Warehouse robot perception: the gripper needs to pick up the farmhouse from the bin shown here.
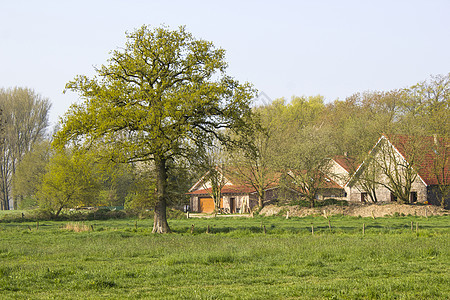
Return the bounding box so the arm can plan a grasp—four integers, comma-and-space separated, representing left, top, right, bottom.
188, 165, 349, 213
187, 174, 255, 213
188, 135, 449, 212
187, 169, 293, 213
327, 155, 359, 200
346, 134, 450, 208
285, 168, 347, 201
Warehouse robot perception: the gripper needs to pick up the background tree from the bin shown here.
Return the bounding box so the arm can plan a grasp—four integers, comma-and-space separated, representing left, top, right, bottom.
401, 73, 449, 137
373, 135, 425, 204
165, 159, 198, 208
0, 87, 51, 210
124, 162, 157, 210
322, 90, 404, 160
229, 105, 279, 208
196, 140, 230, 213
250, 95, 333, 207
280, 126, 336, 208
430, 136, 449, 208
95, 157, 135, 208
37, 149, 99, 217
55, 25, 255, 233
12, 141, 51, 209
354, 157, 380, 203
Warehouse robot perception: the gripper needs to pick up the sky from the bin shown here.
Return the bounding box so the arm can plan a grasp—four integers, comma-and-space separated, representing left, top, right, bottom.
1, 0, 449, 127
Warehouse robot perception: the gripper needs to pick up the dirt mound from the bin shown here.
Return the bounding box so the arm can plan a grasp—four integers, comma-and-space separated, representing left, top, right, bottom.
259, 203, 448, 218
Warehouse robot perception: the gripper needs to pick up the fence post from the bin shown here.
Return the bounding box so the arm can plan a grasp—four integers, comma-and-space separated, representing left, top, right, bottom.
363, 223, 365, 235
311, 224, 314, 236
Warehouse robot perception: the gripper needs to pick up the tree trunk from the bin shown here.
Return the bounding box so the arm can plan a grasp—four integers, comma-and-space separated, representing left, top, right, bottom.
369, 189, 378, 203
309, 194, 315, 208
55, 205, 63, 218
152, 157, 171, 233
0, 176, 9, 210
258, 191, 264, 208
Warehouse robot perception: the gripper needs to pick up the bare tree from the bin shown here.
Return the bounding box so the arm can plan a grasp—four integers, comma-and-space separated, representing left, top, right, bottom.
373, 135, 424, 204
230, 141, 277, 208
280, 126, 336, 208
430, 136, 450, 208
229, 112, 278, 208
354, 157, 380, 203
0, 87, 51, 210
199, 142, 230, 213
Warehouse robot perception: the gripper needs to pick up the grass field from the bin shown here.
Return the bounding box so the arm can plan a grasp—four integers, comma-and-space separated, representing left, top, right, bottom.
0, 214, 449, 299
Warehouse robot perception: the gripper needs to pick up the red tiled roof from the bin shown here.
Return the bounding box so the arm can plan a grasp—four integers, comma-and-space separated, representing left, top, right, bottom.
322, 178, 344, 189
187, 185, 256, 195
188, 167, 282, 195
288, 169, 345, 190
384, 134, 450, 186
333, 155, 359, 174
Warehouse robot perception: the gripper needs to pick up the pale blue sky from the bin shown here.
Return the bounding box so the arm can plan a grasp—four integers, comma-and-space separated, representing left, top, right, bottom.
1, 0, 449, 127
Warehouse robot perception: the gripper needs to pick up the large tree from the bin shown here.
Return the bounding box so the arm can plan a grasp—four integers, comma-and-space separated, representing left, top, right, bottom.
55, 25, 255, 233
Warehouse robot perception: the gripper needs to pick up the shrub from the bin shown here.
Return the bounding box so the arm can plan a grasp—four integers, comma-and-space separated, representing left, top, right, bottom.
321, 198, 349, 207
86, 208, 127, 220
29, 208, 58, 220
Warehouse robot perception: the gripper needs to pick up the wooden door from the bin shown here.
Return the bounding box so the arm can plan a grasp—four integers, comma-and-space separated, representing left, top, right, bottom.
199, 197, 214, 213
230, 197, 235, 213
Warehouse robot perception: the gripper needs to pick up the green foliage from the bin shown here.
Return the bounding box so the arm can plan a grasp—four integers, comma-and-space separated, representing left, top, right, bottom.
95, 159, 135, 207
124, 164, 157, 210
37, 149, 100, 216
12, 141, 51, 209
401, 73, 450, 137
55, 25, 257, 233
16, 196, 38, 210
0, 87, 51, 210
56, 25, 256, 159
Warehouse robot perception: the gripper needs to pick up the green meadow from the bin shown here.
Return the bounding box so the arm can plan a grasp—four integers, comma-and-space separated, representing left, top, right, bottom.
0, 214, 449, 299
